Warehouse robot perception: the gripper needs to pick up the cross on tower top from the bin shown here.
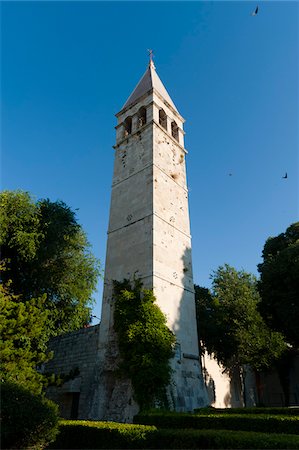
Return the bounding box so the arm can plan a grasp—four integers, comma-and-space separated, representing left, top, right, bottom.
147, 48, 154, 63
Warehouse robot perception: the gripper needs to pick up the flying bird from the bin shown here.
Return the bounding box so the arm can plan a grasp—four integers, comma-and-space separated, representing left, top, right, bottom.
251, 5, 259, 16
282, 172, 288, 179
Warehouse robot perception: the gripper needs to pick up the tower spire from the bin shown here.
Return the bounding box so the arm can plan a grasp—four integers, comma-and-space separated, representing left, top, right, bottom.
121, 52, 178, 112
147, 49, 155, 69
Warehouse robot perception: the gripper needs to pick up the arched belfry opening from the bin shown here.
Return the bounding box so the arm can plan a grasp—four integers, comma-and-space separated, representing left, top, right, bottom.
171, 120, 179, 142
159, 109, 167, 131
124, 116, 132, 137
137, 107, 147, 128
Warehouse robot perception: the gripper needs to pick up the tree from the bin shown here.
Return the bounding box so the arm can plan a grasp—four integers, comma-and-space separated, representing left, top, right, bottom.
0, 275, 52, 394
258, 222, 299, 348
195, 265, 286, 372
113, 279, 176, 410
0, 190, 101, 334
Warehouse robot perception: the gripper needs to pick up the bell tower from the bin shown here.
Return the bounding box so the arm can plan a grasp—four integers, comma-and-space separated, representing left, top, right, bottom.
91, 58, 208, 421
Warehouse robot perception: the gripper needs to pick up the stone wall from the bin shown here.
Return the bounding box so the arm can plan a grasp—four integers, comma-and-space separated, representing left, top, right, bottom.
202, 352, 299, 408
45, 325, 100, 419
201, 352, 245, 408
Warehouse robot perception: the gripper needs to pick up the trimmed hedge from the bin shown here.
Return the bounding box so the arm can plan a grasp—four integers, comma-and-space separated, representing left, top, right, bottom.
134, 412, 299, 434
194, 407, 299, 416
47, 420, 299, 449
48, 422, 157, 449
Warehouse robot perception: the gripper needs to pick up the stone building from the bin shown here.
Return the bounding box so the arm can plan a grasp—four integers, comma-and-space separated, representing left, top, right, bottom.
46, 59, 208, 421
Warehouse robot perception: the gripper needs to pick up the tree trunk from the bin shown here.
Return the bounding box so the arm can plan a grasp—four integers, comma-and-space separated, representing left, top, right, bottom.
254, 371, 263, 406
240, 366, 247, 407
277, 364, 290, 407
275, 350, 294, 407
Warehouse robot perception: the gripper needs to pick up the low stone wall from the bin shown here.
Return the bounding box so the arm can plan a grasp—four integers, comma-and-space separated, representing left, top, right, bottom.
45, 325, 100, 419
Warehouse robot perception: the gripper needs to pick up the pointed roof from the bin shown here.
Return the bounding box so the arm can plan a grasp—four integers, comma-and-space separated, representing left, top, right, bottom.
122, 60, 178, 112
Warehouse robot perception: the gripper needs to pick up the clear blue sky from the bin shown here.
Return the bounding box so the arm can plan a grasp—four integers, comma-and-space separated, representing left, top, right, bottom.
2, 1, 298, 321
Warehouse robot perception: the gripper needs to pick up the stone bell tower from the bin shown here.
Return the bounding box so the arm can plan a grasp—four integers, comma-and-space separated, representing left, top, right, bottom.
91, 58, 208, 421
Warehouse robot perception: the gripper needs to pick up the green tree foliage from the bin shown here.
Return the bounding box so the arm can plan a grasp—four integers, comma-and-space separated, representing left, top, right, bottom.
0, 190, 100, 334
195, 265, 286, 371
113, 279, 176, 410
258, 222, 299, 348
0, 276, 51, 394
1, 382, 59, 449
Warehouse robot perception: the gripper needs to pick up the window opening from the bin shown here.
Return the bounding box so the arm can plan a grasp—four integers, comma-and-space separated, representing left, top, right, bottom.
123, 117, 132, 137
159, 109, 167, 130
171, 121, 179, 142
137, 107, 147, 128
70, 392, 80, 419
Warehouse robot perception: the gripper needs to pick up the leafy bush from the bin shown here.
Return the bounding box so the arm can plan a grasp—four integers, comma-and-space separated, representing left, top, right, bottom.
1, 382, 59, 449
134, 411, 299, 434
48, 420, 299, 449
113, 279, 175, 410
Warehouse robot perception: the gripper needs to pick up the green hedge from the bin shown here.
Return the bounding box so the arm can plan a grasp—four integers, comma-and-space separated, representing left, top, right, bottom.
134, 412, 299, 434
48, 422, 157, 449
47, 420, 299, 449
194, 407, 299, 416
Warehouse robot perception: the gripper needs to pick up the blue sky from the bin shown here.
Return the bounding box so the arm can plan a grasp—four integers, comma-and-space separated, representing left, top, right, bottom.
2, 1, 298, 321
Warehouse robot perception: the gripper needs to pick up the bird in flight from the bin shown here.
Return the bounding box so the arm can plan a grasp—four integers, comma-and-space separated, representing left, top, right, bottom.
282, 172, 288, 179
251, 5, 259, 16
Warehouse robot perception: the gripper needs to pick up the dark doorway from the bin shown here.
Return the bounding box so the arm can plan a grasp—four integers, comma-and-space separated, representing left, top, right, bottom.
70, 392, 80, 419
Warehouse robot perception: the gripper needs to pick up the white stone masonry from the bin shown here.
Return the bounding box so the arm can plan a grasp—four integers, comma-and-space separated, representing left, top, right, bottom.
91, 62, 208, 421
